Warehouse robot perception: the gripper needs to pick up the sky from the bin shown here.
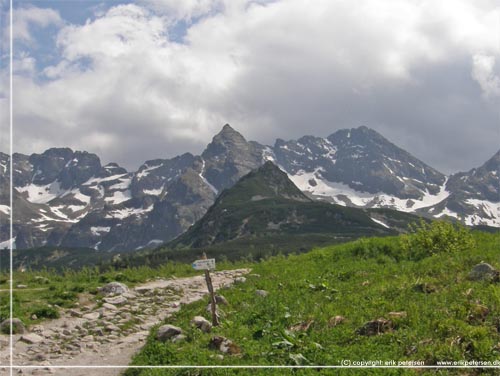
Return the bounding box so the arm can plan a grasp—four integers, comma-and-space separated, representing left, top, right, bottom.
0, 0, 499, 174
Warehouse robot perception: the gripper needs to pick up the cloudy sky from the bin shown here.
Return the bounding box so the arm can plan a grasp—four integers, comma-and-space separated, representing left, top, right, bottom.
1, 0, 499, 173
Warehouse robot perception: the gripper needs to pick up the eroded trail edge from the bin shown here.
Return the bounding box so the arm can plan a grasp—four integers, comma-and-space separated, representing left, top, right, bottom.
0, 268, 250, 376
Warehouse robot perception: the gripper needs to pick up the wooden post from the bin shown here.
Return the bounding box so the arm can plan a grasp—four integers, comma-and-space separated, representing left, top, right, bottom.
202, 253, 219, 326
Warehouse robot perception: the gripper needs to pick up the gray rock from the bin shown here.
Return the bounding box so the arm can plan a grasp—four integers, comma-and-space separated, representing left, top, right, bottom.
356, 318, 393, 336
234, 277, 247, 284
256, 289, 268, 297
469, 263, 499, 282
103, 296, 127, 306
68, 309, 82, 318
102, 303, 118, 310
156, 325, 183, 341
215, 295, 229, 305
20, 333, 43, 344
99, 282, 129, 296
191, 316, 212, 333
209, 336, 240, 354
82, 312, 100, 320
16, 284, 27, 289
0, 318, 25, 334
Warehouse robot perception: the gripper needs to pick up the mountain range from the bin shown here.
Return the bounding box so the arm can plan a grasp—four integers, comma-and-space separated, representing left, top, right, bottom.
0, 124, 498, 252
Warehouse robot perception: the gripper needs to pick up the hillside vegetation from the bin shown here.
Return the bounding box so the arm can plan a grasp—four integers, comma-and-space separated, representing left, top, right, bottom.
125, 223, 499, 375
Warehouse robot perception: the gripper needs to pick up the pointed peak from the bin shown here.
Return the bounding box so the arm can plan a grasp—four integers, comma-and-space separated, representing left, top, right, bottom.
215, 123, 244, 139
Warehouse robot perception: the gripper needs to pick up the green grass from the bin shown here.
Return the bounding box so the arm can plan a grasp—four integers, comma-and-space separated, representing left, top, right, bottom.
125, 229, 500, 375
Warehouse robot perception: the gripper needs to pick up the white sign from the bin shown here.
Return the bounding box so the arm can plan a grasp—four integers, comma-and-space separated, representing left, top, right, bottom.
192, 258, 216, 270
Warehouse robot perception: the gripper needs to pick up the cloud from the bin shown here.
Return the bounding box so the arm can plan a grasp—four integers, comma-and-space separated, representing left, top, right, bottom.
472, 54, 500, 99
12, 5, 62, 42
6, 0, 500, 173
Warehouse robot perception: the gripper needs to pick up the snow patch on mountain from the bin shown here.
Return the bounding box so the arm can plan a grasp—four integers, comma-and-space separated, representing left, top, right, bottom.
17, 181, 65, 204
91, 226, 111, 236
0, 237, 15, 250
434, 207, 459, 219
143, 187, 163, 196
290, 169, 450, 212
199, 159, 218, 194
136, 163, 163, 179
0, 205, 10, 215
105, 190, 132, 205
84, 173, 127, 185
371, 217, 390, 228
108, 177, 132, 191
105, 204, 153, 219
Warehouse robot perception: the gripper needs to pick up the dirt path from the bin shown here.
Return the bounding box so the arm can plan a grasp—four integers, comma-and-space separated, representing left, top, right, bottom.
0, 268, 250, 375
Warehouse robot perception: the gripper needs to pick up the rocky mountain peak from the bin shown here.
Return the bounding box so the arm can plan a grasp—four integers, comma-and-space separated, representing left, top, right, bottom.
201, 125, 263, 191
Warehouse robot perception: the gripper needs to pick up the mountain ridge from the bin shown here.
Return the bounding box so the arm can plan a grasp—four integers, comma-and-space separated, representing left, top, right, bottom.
1, 124, 498, 252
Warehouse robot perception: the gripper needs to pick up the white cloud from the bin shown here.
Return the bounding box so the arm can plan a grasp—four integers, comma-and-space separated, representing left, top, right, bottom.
13, 5, 62, 42
6, 0, 500, 172
472, 54, 500, 99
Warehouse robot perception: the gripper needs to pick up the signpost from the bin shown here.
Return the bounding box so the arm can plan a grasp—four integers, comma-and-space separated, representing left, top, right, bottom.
193, 253, 219, 326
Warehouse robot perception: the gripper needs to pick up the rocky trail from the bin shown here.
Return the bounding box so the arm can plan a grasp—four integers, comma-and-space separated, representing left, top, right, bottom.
0, 269, 250, 375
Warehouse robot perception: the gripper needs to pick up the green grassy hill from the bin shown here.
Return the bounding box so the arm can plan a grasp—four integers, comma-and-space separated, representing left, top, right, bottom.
126, 225, 500, 375
169, 162, 414, 249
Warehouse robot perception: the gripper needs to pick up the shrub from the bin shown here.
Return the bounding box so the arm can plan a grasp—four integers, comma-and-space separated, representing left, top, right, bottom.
400, 220, 475, 260
32, 306, 60, 319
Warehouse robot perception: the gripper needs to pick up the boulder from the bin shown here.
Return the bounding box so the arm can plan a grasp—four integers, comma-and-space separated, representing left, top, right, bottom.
469, 263, 499, 282
191, 316, 212, 333
156, 325, 183, 342
256, 290, 268, 297
209, 336, 240, 355
356, 318, 393, 336
99, 282, 129, 296
0, 318, 25, 334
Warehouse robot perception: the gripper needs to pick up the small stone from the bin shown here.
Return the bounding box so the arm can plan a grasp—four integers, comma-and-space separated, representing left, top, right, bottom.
103, 296, 127, 306
256, 290, 268, 297
16, 284, 27, 289
68, 309, 82, 318
83, 312, 101, 320
156, 325, 182, 341
234, 277, 246, 284
105, 324, 120, 332
328, 315, 346, 327
99, 282, 129, 296
102, 303, 118, 310
388, 311, 407, 318
20, 333, 44, 344
469, 263, 499, 282
209, 336, 240, 355
190, 316, 212, 333
31, 314, 38, 320
356, 318, 393, 336
215, 295, 229, 305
